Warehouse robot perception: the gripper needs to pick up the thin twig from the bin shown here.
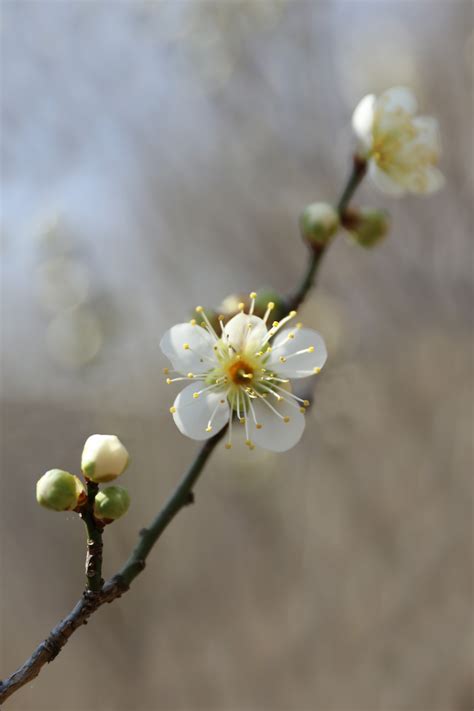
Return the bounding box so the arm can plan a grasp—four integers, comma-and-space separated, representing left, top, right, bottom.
286, 154, 367, 313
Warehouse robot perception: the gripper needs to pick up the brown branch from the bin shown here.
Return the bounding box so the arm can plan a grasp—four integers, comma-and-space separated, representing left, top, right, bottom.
0, 155, 369, 705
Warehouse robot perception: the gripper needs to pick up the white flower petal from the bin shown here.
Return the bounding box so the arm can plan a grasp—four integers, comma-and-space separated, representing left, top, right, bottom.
352, 94, 376, 147
172, 382, 229, 440
420, 167, 445, 194
266, 327, 327, 378
378, 86, 418, 115
404, 166, 445, 195
160, 323, 216, 374
224, 312, 268, 353
368, 161, 406, 196
412, 116, 441, 155
248, 396, 306, 452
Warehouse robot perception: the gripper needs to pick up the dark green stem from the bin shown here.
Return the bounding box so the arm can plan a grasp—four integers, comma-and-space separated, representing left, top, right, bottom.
117, 426, 227, 587
287, 154, 367, 312
81, 481, 104, 592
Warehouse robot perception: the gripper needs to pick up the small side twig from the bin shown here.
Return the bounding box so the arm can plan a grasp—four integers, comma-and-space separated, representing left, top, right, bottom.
79, 481, 104, 592
0, 427, 227, 704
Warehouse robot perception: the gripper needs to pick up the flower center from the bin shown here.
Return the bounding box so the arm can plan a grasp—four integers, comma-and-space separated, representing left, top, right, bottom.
226, 356, 255, 385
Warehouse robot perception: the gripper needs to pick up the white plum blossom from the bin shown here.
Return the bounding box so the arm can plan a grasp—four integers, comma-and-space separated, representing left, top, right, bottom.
160, 294, 327, 452
352, 86, 444, 196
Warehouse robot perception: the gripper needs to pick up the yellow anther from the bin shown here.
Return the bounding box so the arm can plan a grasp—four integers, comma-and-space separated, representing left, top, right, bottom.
166, 378, 172, 385
239, 417, 246, 424
267, 301, 275, 310
201, 321, 206, 328
190, 319, 197, 326
279, 356, 287, 363
195, 306, 204, 313
187, 373, 194, 378
163, 367, 169, 374
218, 314, 224, 321
308, 346, 315, 353
256, 423, 263, 429
205, 426, 212, 432
192, 392, 200, 399
183, 343, 190, 350
272, 321, 279, 328
303, 400, 310, 407
283, 416, 290, 423
249, 291, 257, 299
225, 443, 232, 450
288, 333, 295, 339
296, 322, 303, 329
289, 311, 297, 317
314, 367, 321, 374
299, 407, 306, 414
276, 395, 282, 401
245, 439, 252, 446
169, 406, 177, 414
238, 302, 245, 311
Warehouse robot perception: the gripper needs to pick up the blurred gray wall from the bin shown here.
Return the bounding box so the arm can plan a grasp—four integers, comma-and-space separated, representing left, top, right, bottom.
1, 1, 472, 710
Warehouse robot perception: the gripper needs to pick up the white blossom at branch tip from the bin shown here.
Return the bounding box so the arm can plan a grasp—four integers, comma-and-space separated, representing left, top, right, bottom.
160, 295, 327, 452
81, 434, 130, 483
352, 87, 444, 196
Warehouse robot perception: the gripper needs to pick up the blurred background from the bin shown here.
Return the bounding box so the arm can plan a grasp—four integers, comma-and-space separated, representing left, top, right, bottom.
1, 1, 472, 710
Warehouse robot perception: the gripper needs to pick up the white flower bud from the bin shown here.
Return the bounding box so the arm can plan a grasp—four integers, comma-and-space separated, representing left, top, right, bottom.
94, 486, 130, 522
299, 202, 340, 246
81, 434, 129, 483
36, 469, 86, 512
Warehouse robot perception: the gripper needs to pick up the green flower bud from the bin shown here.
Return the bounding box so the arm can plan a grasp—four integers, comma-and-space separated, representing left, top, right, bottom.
345, 207, 390, 248
94, 486, 130, 522
217, 290, 286, 322
253, 289, 286, 319
81, 434, 129, 483
36, 469, 86, 512
299, 202, 340, 246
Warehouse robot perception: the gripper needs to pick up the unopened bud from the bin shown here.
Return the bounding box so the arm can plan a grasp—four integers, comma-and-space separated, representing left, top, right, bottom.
345, 207, 390, 248
94, 486, 130, 522
36, 469, 85, 512
253, 289, 285, 319
81, 434, 129, 483
299, 202, 340, 246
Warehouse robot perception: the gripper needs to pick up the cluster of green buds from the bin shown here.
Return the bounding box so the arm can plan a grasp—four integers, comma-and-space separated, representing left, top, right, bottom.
36, 434, 131, 523
299, 201, 390, 250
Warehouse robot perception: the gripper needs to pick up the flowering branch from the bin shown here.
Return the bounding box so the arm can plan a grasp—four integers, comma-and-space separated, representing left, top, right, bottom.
0, 159, 366, 705
1, 85, 444, 704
